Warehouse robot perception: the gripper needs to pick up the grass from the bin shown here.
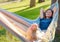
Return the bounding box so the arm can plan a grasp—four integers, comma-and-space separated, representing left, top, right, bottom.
0, 0, 51, 19
0, 0, 51, 12
0, 35, 21, 42
0, 0, 60, 42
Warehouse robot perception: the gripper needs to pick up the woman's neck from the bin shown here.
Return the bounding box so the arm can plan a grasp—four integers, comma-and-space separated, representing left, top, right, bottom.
46, 17, 50, 19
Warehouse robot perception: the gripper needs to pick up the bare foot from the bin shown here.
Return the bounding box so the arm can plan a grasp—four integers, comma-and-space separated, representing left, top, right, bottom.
26, 24, 38, 42
30, 24, 38, 31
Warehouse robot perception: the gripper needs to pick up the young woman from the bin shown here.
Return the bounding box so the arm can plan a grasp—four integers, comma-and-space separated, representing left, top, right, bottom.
26, 9, 54, 42
39, 9, 53, 30
36, 9, 54, 42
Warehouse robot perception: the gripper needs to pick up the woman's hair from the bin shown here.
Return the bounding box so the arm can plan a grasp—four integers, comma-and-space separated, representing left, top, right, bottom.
44, 9, 54, 18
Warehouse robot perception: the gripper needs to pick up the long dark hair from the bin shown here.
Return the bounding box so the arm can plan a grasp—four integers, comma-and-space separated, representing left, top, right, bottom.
44, 9, 54, 18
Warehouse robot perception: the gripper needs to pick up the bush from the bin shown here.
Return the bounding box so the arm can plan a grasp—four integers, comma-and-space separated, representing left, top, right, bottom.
0, 29, 6, 36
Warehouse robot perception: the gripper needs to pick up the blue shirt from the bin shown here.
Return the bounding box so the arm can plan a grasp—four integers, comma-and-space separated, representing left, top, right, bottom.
39, 18, 52, 30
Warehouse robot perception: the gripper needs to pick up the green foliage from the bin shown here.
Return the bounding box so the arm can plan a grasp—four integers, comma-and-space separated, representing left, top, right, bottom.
0, 29, 6, 36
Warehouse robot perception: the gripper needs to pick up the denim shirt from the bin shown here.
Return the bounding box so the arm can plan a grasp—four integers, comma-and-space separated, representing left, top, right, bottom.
39, 18, 52, 30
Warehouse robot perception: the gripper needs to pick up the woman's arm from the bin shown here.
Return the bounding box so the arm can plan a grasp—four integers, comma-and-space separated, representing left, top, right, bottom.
40, 8, 44, 18
52, 6, 57, 14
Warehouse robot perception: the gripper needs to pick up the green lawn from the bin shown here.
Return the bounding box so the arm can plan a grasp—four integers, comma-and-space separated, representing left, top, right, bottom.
0, 0, 51, 19
0, 0, 60, 42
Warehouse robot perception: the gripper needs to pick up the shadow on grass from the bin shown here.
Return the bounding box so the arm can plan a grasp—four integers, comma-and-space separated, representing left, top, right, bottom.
5, 5, 29, 10
3, 2, 40, 10
15, 4, 50, 20
19, 7, 30, 12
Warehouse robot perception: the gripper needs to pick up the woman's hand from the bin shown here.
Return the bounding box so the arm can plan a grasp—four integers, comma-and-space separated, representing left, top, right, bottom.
40, 8, 45, 18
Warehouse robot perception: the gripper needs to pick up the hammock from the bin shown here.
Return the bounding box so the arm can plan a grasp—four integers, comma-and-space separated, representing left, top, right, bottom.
0, 0, 59, 42
39, 1, 59, 41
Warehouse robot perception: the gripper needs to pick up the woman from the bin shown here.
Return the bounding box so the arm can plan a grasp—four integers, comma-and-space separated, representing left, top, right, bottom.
39, 9, 53, 30
36, 9, 54, 42
26, 9, 54, 42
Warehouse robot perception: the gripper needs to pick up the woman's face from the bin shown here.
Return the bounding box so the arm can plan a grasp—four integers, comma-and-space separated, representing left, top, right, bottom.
45, 10, 53, 18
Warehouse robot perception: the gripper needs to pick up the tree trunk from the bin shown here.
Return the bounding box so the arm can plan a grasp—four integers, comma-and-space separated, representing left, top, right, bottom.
51, 0, 60, 42
38, 0, 45, 3
51, 0, 60, 34
30, 0, 36, 8
56, 0, 60, 34
51, 0, 56, 4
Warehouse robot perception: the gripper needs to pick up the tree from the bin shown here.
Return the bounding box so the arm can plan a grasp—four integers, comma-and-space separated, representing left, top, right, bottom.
51, 0, 60, 34
51, 0, 56, 4
38, 0, 45, 3
57, 0, 60, 34
30, 0, 36, 8
51, 0, 60, 42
